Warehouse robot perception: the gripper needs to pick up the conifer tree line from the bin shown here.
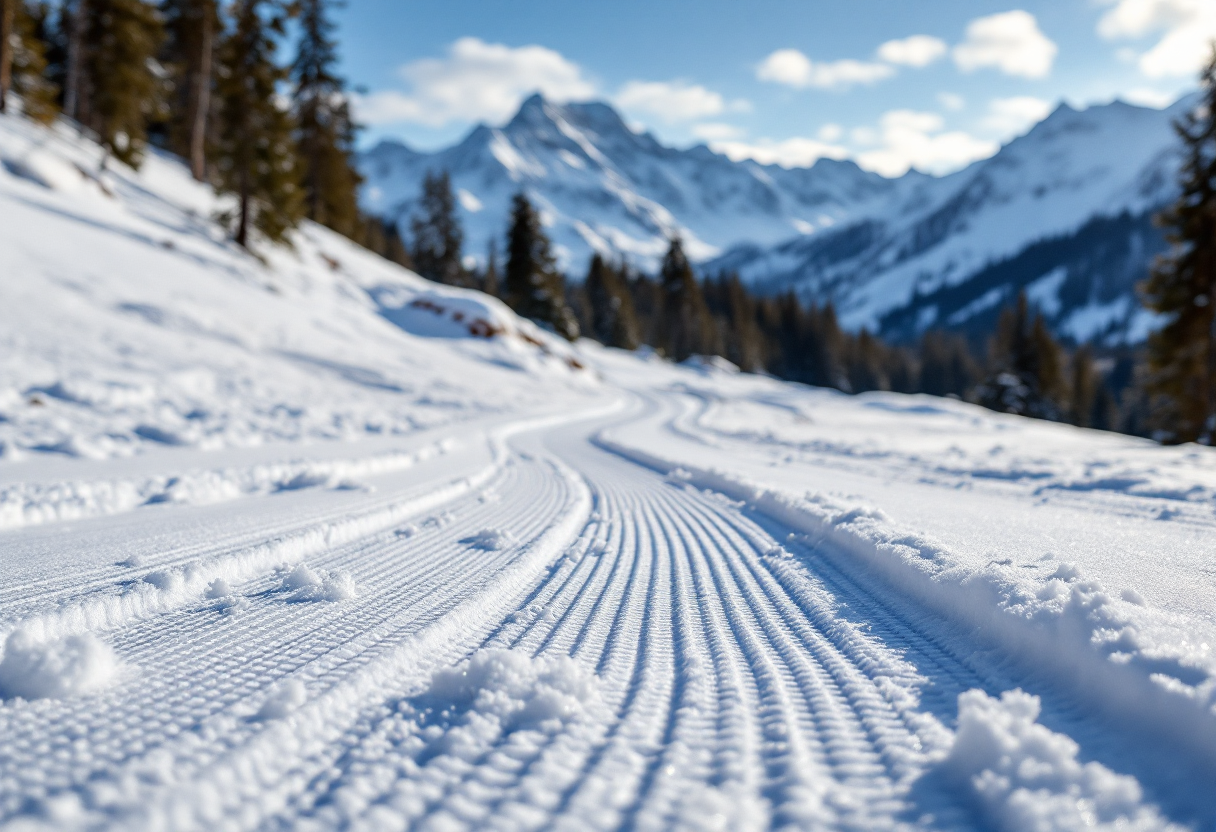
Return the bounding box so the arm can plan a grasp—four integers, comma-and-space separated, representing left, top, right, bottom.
0, 0, 396, 254
404, 175, 1133, 432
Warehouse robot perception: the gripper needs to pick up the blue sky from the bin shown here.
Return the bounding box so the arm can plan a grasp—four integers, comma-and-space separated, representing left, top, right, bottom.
334, 0, 1215, 176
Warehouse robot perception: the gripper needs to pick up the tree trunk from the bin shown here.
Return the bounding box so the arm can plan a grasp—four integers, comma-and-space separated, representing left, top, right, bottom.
0, 0, 14, 115
237, 163, 250, 248
188, 5, 212, 181
63, 0, 86, 121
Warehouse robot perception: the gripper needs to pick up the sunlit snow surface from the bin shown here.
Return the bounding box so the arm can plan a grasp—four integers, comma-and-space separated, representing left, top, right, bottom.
2, 110, 1215, 831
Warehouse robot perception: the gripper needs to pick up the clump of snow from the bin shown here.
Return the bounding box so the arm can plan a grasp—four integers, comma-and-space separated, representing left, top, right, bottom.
681, 354, 741, 375
255, 678, 307, 720
278, 563, 356, 602
0, 631, 119, 699
205, 578, 233, 599
421, 649, 601, 734
947, 689, 1180, 831
460, 528, 514, 551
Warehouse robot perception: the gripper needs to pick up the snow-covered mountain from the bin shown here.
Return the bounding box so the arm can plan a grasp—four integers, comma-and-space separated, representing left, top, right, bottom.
358, 93, 909, 269
360, 93, 1192, 345
711, 96, 1190, 344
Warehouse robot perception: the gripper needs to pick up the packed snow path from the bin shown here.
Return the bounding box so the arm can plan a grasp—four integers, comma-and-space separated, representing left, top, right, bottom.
1, 391, 1206, 831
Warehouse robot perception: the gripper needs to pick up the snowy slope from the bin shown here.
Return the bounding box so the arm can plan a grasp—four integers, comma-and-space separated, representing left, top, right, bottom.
3, 109, 1216, 831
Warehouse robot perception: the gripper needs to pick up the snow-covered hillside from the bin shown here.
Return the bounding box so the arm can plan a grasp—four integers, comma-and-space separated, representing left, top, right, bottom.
360, 94, 1189, 345
4, 110, 1216, 831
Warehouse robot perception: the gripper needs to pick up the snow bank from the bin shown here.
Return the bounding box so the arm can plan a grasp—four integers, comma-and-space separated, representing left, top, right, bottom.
0, 438, 457, 532
947, 689, 1179, 831
0, 631, 119, 699
595, 430, 1216, 786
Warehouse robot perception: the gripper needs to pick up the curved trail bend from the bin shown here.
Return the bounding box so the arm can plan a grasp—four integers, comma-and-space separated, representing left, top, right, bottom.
0, 392, 1196, 831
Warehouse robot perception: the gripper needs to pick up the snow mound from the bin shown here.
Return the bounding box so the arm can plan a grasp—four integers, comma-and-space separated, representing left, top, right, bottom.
681, 354, 741, 375
948, 689, 1180, 831
255, 678, 307, 720
1, 148, 93, 194
278, 563, 357, 602
460, 528, 514, 551
422, 648, 601, 733
0, 631, 119, 699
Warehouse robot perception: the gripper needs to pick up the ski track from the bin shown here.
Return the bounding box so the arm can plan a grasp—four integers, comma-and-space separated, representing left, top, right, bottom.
0, 395, 1193, 830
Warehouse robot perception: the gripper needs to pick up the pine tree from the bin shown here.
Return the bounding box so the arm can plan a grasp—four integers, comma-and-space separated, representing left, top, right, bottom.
79, 0, 164, 167
804, 302, 846, 389
918, 330, 979, 398
0, 1, 57, 121
977, 293, 1066, 419
212, 0, 302, 248
658, 236, 713, 361
585, 253, 640, 349
291, 0, 361, 236
1141, 51, 1216, 443
161, 0, 217, 180
504, 191, 579, 340
847, 329, 889, 393
411, 171, 470, 286
482, 238, 499, 297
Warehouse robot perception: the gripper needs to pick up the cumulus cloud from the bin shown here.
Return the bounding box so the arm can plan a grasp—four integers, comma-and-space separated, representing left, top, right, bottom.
756, 49, 895, 89
615, 81, 741, 123
1122, 87, 1183, 107
711, 136, 849, 169
857, 110, 998, 176
691, 122, 746, 141
981, 96, 1053, 136
938, 92, 967, 111
1097, 0, 1216, 78
953, 11, 1058, 78
353, 37, 595, 127
877, 35, 949, 67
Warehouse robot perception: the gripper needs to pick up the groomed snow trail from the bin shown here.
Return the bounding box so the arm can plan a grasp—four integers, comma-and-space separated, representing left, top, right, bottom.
1, 393, 1192, 831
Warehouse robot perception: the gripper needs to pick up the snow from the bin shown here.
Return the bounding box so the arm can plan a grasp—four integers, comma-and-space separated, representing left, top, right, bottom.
0, 631, 119, 700
1, 108, 1215, 830
947, 689, 1180, 831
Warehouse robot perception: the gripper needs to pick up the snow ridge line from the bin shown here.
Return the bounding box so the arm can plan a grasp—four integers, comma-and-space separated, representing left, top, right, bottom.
0, 437, 460, 532
593, 430, 1216, 783
2, 405, 612, 650
127, 452, 595, 830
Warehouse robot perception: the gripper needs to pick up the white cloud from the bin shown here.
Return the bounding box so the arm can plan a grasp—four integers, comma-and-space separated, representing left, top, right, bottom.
938, 92, 966, 110
691, 122, 746, 141
756, 48, 895, 89
1097, 0, 1216, 78
1122, 86, 1183, 107
981, 95, 1053, 136
711, 136, 849, 168
857, 109, 998, 176
352, 37, 595, 127
817, 123, 844, 142
877, 35, 949, 67
953, 11, 1058, 78
614, 80, 738, 123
